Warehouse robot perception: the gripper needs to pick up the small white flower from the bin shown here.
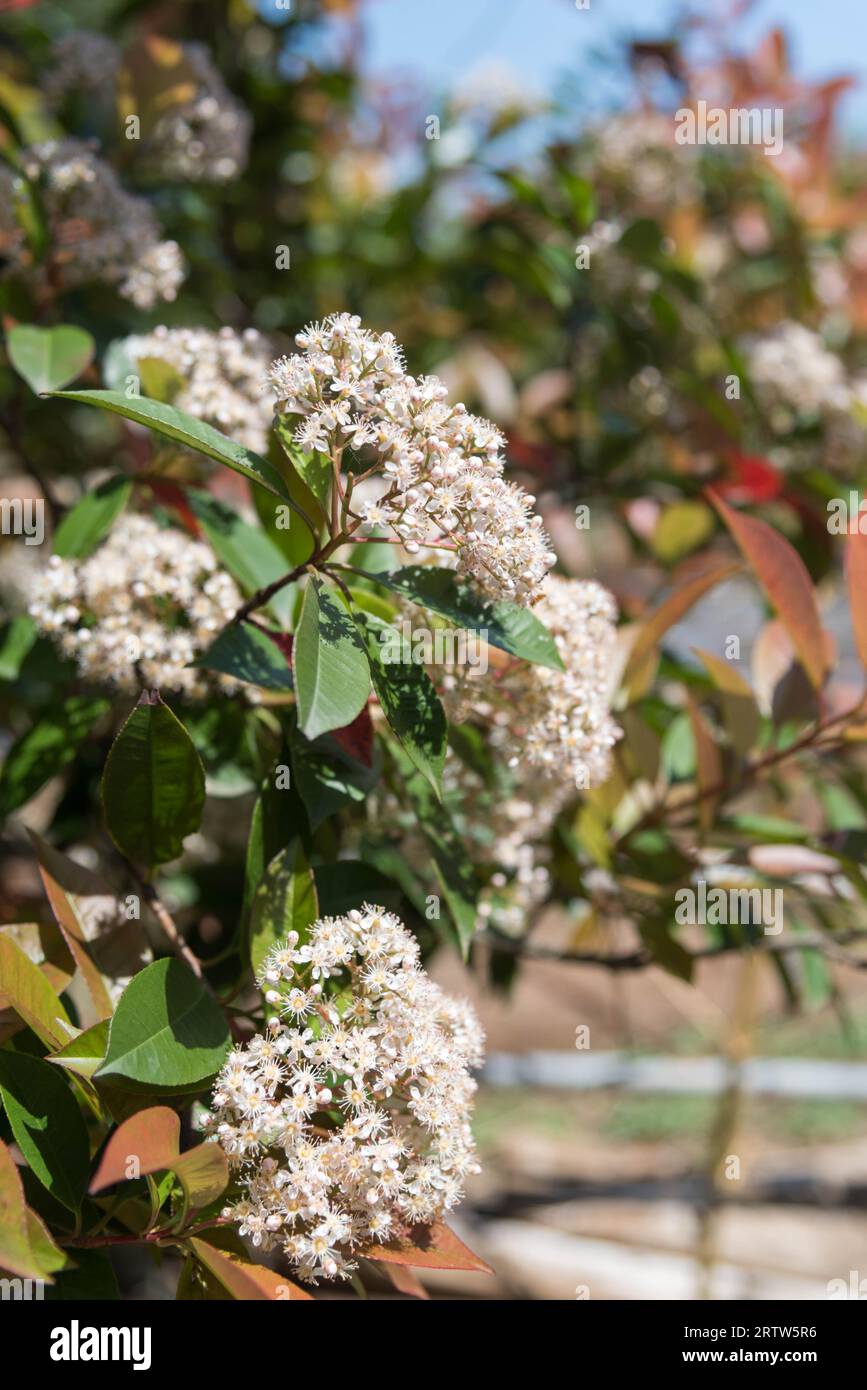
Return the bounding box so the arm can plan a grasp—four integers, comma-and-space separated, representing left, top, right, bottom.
211, 904, 484, 1283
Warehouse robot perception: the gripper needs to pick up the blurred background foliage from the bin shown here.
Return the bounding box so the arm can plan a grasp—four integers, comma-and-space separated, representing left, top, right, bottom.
2, 0, 867, 1012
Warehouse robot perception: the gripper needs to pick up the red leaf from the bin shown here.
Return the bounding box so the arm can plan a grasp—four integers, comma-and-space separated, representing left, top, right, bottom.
90, 1106, 180, 1192
145, 479, 201, 538
331, 703, 374, 766
709, 490, 827, 689
719, 451, 783, 504
360, 1221, 493, 1274
262, 629, 294, 664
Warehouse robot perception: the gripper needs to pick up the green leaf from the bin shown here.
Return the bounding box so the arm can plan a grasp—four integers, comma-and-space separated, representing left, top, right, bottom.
274, 415, 332, 509
173, 1143, 229, 1212
7, 324, 94, 395
652, 501, 714, 565
725, 813, 810, 843
258, 437, 321, 566
46, 1249, 119, 1300
243, 764, 307, 923
356, 612, 446, 795
248, 840, 318, 977
393, 747, 479, 957
315, 860, 404, 918
0, 1052, 90, 1212
373, 566, 564, 670
0, 615, 37, 681
52, 475, 133, 559
0, 695, 108, 816
188, 490, 294, 625
640, 919, 694, 983
48, 390, 291, 502
101, 692, 205, 867
294, 578, 371, 740
22, 1206, 68, 1277
95, 958, 230, 1090
136, 355, 185, 403
0, 934, 74, 1051
290, 727, 379, 831
196, 622, 294, 692
48, 1021, 110, 1082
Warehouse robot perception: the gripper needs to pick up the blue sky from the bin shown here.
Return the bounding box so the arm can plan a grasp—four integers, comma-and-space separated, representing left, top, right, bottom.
356, 0, 867, 135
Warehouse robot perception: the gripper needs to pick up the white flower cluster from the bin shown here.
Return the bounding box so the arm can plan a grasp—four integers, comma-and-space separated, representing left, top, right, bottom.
27, 514, 242, 698
0, 140, 184, 308
122, 326, 274, 453
589, 112, 698, 211
443, 574, 622, 790
45, 32, 120, 103
141, 42, 252, 183
463, 767, 568, 936
743, 321, 852, 431
206, 904, 484, 1284
267, 313, 556, 604
45, 35, 250, 183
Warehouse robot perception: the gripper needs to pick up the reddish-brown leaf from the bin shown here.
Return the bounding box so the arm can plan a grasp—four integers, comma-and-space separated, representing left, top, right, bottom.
262, 629, 294, 665
331, 703, 374, 767
189, 1236, 313, 1300
360, 1221, 493, 1274
29, 832, 152, 1026
0, 1138, 47, 1280
847, 528, 867, 675
383, 1264, 430, 1298
685, 693, 723, 834
89, 1106, 180, 1192
624, 560, 741, 685
710, 491, 827, 689
145, 479, 201, 538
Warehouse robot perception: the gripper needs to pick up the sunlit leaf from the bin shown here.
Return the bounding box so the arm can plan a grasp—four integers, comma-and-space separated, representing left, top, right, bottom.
6, 323, 94, 395
95, 958, 230, 1090
360, 1221, 492, 1274
189, 1233, 312, 1300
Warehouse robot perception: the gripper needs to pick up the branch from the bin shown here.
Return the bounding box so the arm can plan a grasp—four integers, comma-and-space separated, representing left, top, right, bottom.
125, 862, 204, 979
622, 697, 867, 842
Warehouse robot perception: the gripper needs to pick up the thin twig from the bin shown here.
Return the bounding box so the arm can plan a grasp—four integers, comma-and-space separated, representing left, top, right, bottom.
127, 865, 203, 979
